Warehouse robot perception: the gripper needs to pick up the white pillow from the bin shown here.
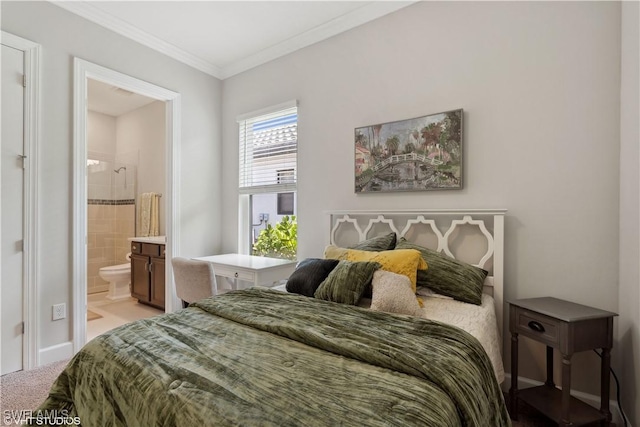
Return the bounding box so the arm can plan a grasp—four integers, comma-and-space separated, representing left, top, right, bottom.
416, 286, 454, 300
370, 270, 421, 316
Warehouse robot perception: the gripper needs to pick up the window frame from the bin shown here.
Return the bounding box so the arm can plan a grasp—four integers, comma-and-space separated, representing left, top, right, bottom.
236, 101, 298, 256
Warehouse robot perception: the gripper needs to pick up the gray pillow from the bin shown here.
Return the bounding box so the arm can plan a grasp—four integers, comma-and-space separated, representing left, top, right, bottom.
349, 232, 396, 252
285, 258, 339, 297
370, 270, 421, 316
314, 260, 381, 305
395, 238, 487, 305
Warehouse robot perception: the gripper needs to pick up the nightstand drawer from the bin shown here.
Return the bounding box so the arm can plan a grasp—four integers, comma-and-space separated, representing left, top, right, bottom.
513, 308, 560, 347
215, 266, 255, 282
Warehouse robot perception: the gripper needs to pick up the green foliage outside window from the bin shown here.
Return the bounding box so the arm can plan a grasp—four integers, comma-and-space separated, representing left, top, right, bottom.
252, 215, 297, 260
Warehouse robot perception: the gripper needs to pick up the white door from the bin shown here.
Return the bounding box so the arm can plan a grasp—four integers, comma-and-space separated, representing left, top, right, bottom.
1, 44, 25, 375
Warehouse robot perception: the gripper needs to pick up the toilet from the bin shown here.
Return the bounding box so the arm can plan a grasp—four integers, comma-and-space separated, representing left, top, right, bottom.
99, 254, 132, 301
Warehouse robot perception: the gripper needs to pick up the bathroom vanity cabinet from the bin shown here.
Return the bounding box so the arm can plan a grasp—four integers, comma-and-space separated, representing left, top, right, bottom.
130, 241, 165, 310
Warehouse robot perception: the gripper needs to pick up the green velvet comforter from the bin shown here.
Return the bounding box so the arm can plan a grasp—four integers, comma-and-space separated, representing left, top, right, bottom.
37, 288, 510, 426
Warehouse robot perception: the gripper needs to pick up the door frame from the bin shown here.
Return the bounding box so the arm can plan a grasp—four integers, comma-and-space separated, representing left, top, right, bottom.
1, 31, 40, 370
72, 58, 181, 353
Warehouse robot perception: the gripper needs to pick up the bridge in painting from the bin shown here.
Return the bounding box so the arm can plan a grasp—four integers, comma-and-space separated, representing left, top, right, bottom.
370, 153, 443, 173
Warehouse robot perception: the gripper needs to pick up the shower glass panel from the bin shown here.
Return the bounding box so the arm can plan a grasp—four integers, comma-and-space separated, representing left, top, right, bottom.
86, 160, 137, 202
86, 159, 138, 294
112, 162, 136, 201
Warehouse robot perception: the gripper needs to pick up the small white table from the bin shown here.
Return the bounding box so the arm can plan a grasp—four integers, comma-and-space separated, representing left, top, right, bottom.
193, 254, 296, 290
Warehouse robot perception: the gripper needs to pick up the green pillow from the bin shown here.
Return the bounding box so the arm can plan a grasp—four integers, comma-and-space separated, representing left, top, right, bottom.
285, 258, 339, 297
395, 238, 487, 305
349, 232, 396, 252
314, 260, 381, 305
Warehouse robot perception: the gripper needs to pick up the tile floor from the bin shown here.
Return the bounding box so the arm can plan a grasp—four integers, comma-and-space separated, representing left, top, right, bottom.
86, 292, 164, 342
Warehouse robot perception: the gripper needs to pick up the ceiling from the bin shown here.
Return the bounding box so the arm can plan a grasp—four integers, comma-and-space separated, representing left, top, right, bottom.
54, 1, 416, 80
88, 79, 157, 117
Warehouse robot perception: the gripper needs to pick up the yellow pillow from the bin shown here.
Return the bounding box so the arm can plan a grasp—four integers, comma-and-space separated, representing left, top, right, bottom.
324, 245, 427, 292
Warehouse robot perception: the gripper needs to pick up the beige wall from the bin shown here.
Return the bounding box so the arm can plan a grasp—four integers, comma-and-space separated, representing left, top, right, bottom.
222, 1, 622, 398
618, 1, 640, 422
87, 111, 116, 157
117, 101, 167, 235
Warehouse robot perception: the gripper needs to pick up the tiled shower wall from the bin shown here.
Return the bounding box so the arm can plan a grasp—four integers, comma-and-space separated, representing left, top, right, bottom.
87, 202, 135, 294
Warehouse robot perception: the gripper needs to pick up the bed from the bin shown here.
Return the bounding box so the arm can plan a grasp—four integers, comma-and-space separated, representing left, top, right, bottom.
35, 210, 510, 427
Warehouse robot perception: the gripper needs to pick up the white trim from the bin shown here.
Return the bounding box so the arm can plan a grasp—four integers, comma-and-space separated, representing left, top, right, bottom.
52, 1, 416, 79
236, 100, 298, 123
1, 31, 40, 371
54, 1, 221, 78
38, 342, 74, 367
73, 58, 181, 354
219, 2, 417, 79
325, 209, 507, 353
503, 374, 628, 426
326, 209, 508, 216
238, 194, 251, 255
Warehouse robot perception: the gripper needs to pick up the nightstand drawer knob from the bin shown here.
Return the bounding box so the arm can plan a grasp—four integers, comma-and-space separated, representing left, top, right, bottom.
528, 320, 546, 333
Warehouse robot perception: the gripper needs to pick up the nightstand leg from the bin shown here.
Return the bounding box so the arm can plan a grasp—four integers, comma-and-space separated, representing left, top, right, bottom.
600, 347, 612, 424
509, 332, 519, 420
545, 346, 555, 387
561, 354, 572, 427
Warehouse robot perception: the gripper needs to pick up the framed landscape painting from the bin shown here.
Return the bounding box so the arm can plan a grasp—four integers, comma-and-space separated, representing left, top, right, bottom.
355, 109, 463, 193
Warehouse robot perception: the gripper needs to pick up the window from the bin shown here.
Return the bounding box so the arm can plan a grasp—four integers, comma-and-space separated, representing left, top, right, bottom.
239, 102, 297, 193
277, 193, 294, 215
238, 101, 297, 259
277, 169, 295, 185
276, 169, 295, 215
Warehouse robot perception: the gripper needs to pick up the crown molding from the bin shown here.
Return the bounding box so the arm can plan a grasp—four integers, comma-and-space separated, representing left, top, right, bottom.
52, 1, 417, 80
53, 1, 223, 78
219, 1, 417, 79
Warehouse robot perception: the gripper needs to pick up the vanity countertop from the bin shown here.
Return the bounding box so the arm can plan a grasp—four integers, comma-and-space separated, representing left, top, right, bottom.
129, 236, 166, 244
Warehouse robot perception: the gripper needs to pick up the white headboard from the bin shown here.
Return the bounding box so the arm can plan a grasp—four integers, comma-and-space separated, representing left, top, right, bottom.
325, 209, 507, 343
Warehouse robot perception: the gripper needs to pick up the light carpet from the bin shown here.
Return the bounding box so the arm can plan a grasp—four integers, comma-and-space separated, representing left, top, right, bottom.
0, 359, 69, 420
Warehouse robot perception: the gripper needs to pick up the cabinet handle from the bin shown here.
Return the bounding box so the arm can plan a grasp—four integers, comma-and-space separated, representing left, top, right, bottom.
149, 262, 154, 273
132, 245, 137, 251
528, 320, 546, 333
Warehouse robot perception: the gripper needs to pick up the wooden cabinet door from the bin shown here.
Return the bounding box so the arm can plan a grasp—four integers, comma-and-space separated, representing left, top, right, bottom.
131, 254, 150, 301
150, 256, 165, 309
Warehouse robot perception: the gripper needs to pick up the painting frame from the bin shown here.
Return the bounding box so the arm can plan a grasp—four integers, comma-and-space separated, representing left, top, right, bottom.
355, 108, 463, 193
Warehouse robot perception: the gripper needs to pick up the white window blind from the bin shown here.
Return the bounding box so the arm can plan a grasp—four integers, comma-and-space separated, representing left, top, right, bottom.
238, 102, 297, 194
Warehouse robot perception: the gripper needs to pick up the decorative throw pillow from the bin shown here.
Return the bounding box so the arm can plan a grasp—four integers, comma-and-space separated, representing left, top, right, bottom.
323, 245, 427, 292
395, 238, 488, 305
370, 270, 422, 316
349, 232, 397, 252
314, 260, 381, 305
285, 258, 340, 297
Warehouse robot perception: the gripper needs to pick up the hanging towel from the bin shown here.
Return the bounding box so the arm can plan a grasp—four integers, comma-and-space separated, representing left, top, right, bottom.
138, 192, 160, 237
150, 193, 159, 237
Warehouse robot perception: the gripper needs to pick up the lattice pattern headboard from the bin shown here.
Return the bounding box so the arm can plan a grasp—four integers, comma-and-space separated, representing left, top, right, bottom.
325, 209, 507, 341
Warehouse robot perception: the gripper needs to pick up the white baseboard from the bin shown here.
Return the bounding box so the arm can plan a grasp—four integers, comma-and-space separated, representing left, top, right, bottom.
503, 374, 630, 427
38, 341, 74, 367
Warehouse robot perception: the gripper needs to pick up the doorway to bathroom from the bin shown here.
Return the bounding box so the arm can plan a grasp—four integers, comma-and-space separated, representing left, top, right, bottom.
73, 58, 181, 352
85, 79, 166, 340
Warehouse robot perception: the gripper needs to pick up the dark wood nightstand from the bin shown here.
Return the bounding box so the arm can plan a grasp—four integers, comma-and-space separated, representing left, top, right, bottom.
508, 297, 618, 426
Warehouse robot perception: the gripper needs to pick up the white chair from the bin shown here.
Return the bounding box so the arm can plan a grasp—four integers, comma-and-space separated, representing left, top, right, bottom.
171, 257, 218, 308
